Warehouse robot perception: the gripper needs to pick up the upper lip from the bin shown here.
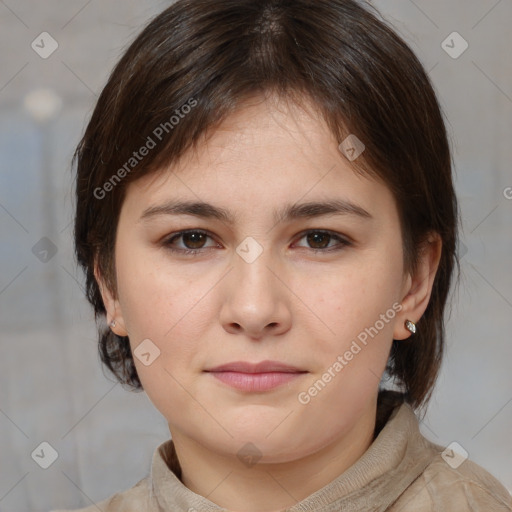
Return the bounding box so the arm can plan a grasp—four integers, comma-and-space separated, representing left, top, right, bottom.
205, 360, 306, 373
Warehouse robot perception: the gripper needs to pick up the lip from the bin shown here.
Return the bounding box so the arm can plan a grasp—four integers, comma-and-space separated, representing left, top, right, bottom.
205, 360, 305, 373
204, 360, 308, 392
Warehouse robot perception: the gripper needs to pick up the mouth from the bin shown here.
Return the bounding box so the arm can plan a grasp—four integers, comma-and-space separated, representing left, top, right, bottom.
204, 360, 308, 392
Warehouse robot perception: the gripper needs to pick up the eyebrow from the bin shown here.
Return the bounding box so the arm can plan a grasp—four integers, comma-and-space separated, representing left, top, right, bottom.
139, 198, 373, 225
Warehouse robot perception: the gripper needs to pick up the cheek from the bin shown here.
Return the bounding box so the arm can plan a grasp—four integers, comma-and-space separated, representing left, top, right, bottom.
294, 266, 400, 429
116, 245, 197, 337
115, 246, 208, 397
115, 249, 207, 420
306, 253, 403, 407
320, 259, 401, 340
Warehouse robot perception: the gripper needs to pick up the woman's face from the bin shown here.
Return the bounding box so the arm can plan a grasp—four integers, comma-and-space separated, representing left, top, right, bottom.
107, 96, 415, 463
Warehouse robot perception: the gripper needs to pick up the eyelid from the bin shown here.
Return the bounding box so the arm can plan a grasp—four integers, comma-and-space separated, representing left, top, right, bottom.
162, 229, 219, 248
161, 228, 353, 254
293, 229, 354, 248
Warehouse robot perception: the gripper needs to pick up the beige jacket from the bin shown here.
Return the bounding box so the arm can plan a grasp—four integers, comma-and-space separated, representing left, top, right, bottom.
52, 403, 512, 511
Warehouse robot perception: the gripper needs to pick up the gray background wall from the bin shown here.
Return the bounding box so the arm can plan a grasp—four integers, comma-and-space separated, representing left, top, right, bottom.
0, 1, 511, 510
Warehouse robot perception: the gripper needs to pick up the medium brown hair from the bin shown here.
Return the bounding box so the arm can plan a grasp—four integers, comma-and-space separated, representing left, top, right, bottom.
73, 0, 460, 411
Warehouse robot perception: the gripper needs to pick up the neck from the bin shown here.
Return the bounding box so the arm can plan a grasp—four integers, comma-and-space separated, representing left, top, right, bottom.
170, 404, 378, 512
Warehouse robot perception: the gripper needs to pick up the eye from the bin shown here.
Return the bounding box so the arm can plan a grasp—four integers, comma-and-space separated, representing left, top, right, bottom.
163, 230, 216, 255
162, 229, 352, 256
293, 230, 352, 252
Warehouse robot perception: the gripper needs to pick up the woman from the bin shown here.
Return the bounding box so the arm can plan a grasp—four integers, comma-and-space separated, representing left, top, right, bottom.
55, 0, 512, 510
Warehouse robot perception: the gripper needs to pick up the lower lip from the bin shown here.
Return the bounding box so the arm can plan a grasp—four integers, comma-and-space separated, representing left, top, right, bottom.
207, 371, 305, 392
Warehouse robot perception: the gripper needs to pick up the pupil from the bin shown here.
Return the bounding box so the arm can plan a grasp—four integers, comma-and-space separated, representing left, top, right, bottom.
308, 233, 328, 248
185, 232, 205, 248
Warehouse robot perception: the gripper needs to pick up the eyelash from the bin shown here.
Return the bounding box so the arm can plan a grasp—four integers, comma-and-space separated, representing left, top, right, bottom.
162, 229, 352, 256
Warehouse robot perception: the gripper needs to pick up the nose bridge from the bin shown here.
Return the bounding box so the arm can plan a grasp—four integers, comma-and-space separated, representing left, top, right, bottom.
231, 238, 278, 303
219, 238, 290, 335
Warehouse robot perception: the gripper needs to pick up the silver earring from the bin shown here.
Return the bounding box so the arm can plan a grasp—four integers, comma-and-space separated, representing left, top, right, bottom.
110, 320, 116, 328
405, 319, 416, 334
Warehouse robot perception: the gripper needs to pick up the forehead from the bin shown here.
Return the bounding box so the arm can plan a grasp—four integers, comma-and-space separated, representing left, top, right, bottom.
121, 96, 396, 226
167, 95, 339, 175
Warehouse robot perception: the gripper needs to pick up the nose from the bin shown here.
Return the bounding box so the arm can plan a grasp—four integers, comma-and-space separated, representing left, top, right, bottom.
219, 250, 292, 340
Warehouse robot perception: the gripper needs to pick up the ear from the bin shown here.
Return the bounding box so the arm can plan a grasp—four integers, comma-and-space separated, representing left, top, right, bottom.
393, 232, 442, 340
94, 259, 128, 337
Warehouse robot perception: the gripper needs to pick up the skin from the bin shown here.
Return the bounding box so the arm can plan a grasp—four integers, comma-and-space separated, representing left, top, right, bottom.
96, 94, 441, 512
